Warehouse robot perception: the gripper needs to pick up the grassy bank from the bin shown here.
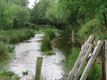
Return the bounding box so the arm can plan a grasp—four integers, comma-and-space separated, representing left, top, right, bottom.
65, 47, 102, 79
0, 69, 19, 80
0, 42, 11, 61
0, 29, 35, 62
0, 29, 34, 44
41, 28, 57, 55
55, 31, 102, 80
65, 47, 80, 71
0, 29, 35, 79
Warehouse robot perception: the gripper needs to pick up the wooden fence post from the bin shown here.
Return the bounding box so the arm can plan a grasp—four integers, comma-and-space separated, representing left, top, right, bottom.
105, 41, 107, 80
73, 44, 93, 80
67, 35, 95, 80
35, 57, 43, 80
102, 41, 106, 80
80, 41, 103, 80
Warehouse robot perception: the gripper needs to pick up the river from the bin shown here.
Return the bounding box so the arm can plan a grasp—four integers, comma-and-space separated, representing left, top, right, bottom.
9, 34, 65, 80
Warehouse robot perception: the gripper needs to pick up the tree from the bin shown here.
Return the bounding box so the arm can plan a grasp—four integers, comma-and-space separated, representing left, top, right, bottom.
4, 4, 30, 28
0, 0, 30, 29
0, 0, 8, 28
31, 0, 50, 24
6, 0, 28, 6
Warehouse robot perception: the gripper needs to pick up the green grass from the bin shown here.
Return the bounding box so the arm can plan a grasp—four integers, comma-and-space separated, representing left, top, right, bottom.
78, 18, 101, 36
41, 28, 57, 55
88, 62, 102, 80
0, 29, 35, 80
0, 41, 12, 61
0, 29, 35, 44
0, 29, 35, 62
55, 31, 72, 55
64, 47, 102, 79
65, 47, 80, 71
0, 69, 19, 80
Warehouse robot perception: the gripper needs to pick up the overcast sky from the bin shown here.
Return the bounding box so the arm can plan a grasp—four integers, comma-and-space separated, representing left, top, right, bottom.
28, 0, 36, 8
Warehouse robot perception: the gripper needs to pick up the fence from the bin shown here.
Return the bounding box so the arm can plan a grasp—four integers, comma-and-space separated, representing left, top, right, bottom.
68, 35, 107, 80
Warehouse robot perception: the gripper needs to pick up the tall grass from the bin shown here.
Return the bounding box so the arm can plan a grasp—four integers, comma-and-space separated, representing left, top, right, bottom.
88, 63, 102, 80
41, 28, 57, 55
0, 29, 35, 44
0, 69, 19, 80
0, 29, 35, 62
65, 47, 80, 71
0, 42, 10, 61
78, 18, 101, 39
55, 31, 72, 55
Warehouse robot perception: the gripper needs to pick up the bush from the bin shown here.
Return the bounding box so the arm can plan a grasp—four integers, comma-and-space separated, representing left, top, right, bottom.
0, 29, 35, 44
88, 63, 102, 80
0, 41, 10, 61
78, 18, 102, 39
0, 69, 19, 80
0, 29, 35, 62
41, 28, 56, 55
65, 47, 80, 71
55, 31, 72, 55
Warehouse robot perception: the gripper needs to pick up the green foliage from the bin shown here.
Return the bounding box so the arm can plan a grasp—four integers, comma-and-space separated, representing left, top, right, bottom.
31, 0, 50, 24
65, 47, 80, 71
4, 4, 30, 28
97, 31, 107, 40
0, 29, 34, 44
78, 18, 102, 39
55, 31, 72, 55
88, 63, 102, 80
0, 29, 34, 62
0, 42, 10, 61
41, 28, 56, 55
9, 0, 28, 6
0, 69, 19, 80
0, 0, 29, 28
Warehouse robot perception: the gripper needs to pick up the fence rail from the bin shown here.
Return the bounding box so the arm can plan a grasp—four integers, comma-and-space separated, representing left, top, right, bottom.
68, 35, 106, 80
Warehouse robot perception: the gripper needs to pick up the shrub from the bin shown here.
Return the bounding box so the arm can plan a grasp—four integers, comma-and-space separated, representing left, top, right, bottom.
88, 63, 102, 80
41, 28, 56, 55
78, 18, 102, 39
0, 29, 35, 62
0, 41, 10, 61
0, 29, 35, 44
65, 47, 80, 71
0, 69, 19, 80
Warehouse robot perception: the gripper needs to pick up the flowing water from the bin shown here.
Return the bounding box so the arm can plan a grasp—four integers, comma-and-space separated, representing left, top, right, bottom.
9, 34, 65, 80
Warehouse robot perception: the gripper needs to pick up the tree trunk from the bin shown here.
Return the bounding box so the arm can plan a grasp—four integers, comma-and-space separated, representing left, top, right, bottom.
72, 29, 75, 47
103, 12, 107, 28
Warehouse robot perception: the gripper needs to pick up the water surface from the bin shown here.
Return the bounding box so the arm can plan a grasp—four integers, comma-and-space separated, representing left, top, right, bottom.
9, 34, 65, 80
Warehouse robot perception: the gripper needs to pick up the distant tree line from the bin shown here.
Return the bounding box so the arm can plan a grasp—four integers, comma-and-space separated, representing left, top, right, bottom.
31, 0, 107, 39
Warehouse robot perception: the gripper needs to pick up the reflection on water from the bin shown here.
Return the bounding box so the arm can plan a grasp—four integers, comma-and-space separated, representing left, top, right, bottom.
9, 34, 65, 80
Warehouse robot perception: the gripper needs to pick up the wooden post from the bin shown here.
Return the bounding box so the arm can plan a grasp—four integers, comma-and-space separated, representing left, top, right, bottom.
35, 57, 43, 80
74, 44, 93, 80
68, 35, 95, 80
80, 41, 103, 80
102, 41, 106, 80
105, 41, 107, 80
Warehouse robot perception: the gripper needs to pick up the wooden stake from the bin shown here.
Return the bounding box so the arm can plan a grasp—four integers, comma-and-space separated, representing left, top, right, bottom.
74, 44, 93, 80
68, 35, 95, 80
105, 41, 107, 80
102, 41, 106, 80
35, 57, 43, 80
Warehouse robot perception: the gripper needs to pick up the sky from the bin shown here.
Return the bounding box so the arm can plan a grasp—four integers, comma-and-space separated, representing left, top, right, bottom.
28, 0, 36, 8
